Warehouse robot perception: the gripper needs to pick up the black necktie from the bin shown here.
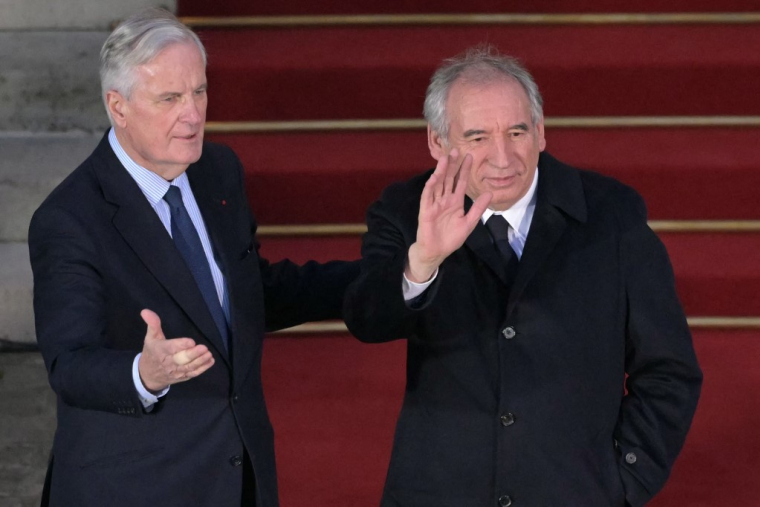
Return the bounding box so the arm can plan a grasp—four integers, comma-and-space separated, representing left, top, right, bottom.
163, 186, 229, 351
485, 215, 520, 286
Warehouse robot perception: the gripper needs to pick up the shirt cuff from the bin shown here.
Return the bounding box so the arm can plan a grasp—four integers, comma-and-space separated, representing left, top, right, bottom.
132, 353, 169, 410
402, 269, 438, 301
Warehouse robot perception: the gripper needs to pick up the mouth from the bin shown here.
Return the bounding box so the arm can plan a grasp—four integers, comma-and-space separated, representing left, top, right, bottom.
176, 133, 200, 141
485, 175, 516, 188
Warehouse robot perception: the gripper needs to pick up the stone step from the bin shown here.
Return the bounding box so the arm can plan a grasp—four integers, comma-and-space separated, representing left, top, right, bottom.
0, 242, 35, 345
0, 132, 101, 242
0, 0, 176, 30
0, 31, 109, 132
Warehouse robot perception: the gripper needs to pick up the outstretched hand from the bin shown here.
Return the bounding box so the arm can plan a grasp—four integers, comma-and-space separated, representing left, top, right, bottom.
406, 150, 492, 282
138, 309, 215, 393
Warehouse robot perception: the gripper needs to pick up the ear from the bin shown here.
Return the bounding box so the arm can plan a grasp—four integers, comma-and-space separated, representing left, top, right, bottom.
427, 124, 448, 160
106, 90, 128, 128
536, 119, 547, 152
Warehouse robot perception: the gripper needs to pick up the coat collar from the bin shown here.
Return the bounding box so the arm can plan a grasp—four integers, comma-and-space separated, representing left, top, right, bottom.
463, 151, 587, 312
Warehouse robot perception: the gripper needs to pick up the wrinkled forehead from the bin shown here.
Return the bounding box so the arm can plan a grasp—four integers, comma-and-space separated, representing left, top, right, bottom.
447, 76, 531, 121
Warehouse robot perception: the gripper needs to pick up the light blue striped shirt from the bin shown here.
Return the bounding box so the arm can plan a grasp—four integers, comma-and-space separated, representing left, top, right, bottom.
109, 129, 227, 407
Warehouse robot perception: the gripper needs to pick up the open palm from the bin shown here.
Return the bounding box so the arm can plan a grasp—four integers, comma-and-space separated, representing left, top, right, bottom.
407, 150, 491, 282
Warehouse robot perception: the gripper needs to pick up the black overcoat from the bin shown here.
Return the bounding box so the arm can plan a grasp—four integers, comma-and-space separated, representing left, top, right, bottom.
344, 152, 702, 507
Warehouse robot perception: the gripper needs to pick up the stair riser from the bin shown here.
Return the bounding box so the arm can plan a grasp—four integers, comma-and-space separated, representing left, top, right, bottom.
198, 25, 760, 120
208, 128, 760, 223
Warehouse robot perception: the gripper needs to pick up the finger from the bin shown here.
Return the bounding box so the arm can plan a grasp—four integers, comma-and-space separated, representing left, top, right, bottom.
420, 172, 438, 211
443, 150, 461, 196
164, 338, 200, 355
432, 155, 448, 200
181, 355, 215, 380
172, 344, 209, 366
141, 309, 165, 341
181, 351, 215, 373
453, 154, 473, 198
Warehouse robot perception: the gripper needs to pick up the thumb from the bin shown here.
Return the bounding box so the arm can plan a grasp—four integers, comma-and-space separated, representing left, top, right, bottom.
141, 309, 165, 341
466, 192, 493, 229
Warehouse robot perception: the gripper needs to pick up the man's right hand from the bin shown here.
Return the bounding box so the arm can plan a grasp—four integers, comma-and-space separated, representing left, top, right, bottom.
138, 309, 215, 393
406, 149, 492, 283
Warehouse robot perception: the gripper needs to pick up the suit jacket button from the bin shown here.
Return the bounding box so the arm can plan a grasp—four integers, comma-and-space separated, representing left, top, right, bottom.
230, 455, 243, 467
502, 327, 516, 339
500, 413, 516, 427
232, 394, 239, 403
498, 495, 512, 506
625, 452, 637, 464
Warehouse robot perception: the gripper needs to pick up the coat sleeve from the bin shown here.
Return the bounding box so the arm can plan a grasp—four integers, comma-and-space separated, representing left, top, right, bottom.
227, 151, 361, 332
29, 204, 143, 417
614, 189, 703, 506
343, 174, 442, 343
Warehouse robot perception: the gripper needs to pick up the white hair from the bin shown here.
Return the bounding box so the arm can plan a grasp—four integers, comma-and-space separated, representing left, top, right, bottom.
99, 8, 206, 124
423, 45, 544, 142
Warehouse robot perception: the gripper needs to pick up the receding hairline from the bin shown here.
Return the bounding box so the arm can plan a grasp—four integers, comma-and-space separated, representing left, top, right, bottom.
445, 72, 540, 124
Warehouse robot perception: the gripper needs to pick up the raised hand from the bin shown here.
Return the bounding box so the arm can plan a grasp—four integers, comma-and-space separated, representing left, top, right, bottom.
406, 150, 492, 282
137, 309, 215, 392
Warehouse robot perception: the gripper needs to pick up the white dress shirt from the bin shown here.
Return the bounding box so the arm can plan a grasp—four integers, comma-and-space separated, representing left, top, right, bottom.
403, 168, 539, 301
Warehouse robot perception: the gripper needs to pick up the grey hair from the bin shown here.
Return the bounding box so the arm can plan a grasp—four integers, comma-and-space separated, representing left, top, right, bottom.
100, 8, 206, 124
423, 45, 543, 142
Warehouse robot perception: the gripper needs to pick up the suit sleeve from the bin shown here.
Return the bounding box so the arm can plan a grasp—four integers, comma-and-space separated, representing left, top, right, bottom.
343, 178, 442, 343
29, 205, 143, 417
228, 151, 360, 332
614, 190, 703, 506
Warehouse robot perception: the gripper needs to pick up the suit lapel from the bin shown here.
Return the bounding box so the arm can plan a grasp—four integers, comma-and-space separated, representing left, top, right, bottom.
186, 158, 248, 370
93, 135, 230, 364
507, 152, 588, 315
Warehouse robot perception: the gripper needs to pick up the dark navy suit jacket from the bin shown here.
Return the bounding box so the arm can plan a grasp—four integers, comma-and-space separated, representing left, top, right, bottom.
30, 133, 358, 507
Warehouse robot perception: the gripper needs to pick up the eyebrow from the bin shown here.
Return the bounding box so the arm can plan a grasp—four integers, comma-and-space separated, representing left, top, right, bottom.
463, 129, 487, 138
462, 123, 531, 138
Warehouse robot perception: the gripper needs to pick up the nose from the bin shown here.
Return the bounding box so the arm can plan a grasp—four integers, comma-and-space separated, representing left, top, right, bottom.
490, 134, 511, 169
180, 95, 204, 125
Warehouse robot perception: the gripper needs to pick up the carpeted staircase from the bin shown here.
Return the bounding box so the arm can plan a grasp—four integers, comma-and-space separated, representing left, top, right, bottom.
178, 2, 760, 505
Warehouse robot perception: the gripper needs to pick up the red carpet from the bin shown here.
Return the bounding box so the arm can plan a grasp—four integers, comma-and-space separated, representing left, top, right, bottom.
209, 128, 760, 223
180, 0, 760, 16
183, 1, 759, 505
261, 330, 760, 507
198, 24, 760, 120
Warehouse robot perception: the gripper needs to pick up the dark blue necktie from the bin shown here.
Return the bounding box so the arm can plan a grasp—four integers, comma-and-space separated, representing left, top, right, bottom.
485, 215, 520, 286
163, 186, 229, 352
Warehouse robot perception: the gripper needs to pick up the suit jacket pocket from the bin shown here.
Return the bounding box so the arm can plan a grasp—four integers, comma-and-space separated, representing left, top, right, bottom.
79, 445, 164, 470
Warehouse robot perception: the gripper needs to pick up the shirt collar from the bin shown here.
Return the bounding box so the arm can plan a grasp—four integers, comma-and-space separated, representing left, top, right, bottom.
108, 128, 189, 205
481, 167, 539, 231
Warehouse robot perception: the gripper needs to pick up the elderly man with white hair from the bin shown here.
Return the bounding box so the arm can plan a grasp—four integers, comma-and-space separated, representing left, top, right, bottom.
29, 8, 357, 507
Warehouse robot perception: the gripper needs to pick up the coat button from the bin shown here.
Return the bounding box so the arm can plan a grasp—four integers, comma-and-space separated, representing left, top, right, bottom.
229, 455, 243, 467
500, 413, 516, 427
498, 495, 512, 506
502, 327, 516, 339
232, 394, 239, 403
625, 452, 637, 464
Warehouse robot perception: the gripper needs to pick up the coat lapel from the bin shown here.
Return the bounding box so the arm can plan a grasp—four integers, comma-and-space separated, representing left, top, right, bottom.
507, 152, 588, 315
93, 135, 231, 364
